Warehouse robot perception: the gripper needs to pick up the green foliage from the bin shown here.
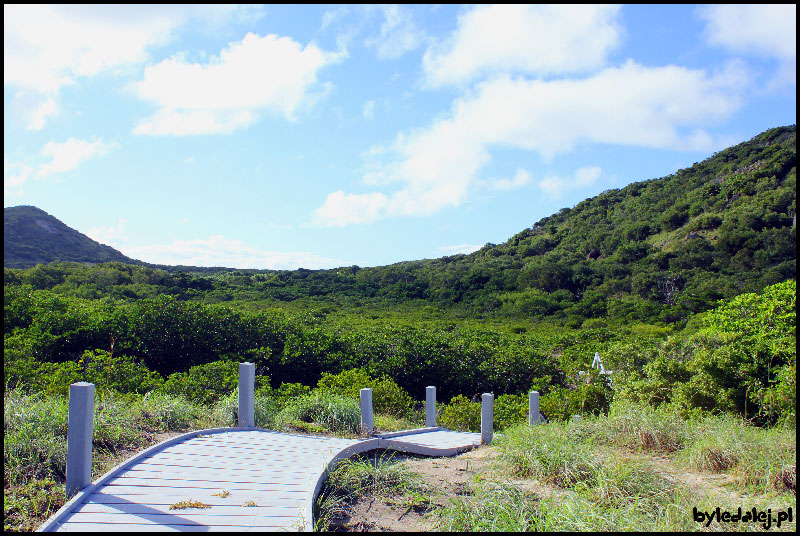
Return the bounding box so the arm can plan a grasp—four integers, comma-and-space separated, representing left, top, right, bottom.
439, 395, 481, 432
616, 280, 796, 423
3, 479, 65, 532
82, 350, 164, 394
161, 360, 268, 405
540, 380, 611, 422
276, 392, 361, 435
494, 393, 528, 430
315, 368, 416, 420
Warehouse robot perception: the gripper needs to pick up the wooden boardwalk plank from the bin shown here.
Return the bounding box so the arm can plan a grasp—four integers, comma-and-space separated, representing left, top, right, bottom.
40, 427, 482, 532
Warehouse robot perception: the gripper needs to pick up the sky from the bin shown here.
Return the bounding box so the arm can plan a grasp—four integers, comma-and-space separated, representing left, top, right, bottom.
4, 4, 796, 270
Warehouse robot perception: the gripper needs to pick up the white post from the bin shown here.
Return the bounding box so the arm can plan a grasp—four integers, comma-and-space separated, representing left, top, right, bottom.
481, 393, 494, 445
65, 382, 95, 499
425, 386, 436, 427
529, 391, 540, 425
360, 388, 373, 434
238, 362, 255, 427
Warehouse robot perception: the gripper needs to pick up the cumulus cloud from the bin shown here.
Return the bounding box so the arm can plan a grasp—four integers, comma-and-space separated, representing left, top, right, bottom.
423, 4, 622, 87
537, 167, 603, 199
37, 138, 113, 177
5, 137, 114, 197
313, 61, 744, 226
699, 4, 796, 61
486, 169, 533, 192
3, 5, 265, 130
4, 160, 33, 197
698, 4, 796, 87
120, 235, 345, 270
86, 218, 128, 248
313, 191, 389, 227
132, 33, 344, 135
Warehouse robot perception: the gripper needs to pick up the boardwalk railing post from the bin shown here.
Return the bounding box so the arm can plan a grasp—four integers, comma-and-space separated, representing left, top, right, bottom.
529, 391, 540, 425
481, 393, 494, 445
425, 386, 436, 427
65, 382, 95, 499
239, 362, 255, 428
360, 388, 373, 434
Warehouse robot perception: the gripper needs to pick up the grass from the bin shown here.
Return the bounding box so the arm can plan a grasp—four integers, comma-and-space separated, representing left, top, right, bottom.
315, 451, 429, 531
276, 392, 362, 436
433, 403, 796, 533
5, 386, 795, 532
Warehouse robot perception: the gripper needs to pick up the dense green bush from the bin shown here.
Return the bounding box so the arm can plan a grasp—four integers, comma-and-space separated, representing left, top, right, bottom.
439, 395, 481, 432
314, 368, 416, 420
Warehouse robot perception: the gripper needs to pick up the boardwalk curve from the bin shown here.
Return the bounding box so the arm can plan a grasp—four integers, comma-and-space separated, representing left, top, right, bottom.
37, 427, 481, 532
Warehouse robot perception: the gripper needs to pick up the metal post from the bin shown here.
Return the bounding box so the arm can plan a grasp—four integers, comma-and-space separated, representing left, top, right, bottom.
481, 393, 494, 445
360, 388, 373, 434
425, 386, 436, 427
65, 382, 95, 499
238, 362, 255, 427
529, 391, 540, 425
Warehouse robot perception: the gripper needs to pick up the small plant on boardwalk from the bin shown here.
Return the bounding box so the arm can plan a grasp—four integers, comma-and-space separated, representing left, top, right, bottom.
169, 499, 211, 510
242, 500, 258, 507
211, 490, 230, 498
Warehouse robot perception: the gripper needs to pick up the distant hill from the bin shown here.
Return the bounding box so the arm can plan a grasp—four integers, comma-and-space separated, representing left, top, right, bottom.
4, 206, 140, 268
3, 126, 796, 326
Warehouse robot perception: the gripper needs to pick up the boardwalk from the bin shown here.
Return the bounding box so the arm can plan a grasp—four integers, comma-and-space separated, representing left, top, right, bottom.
38, 427, 482, 532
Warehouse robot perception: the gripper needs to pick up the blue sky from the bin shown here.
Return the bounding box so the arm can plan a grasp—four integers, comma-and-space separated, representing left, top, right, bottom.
4, 4, 796, 269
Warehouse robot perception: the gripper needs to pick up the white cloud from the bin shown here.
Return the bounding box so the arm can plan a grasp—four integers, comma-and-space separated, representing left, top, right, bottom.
5, 137, 114, 197
537, 167, 603, 199
3, 5, 264, 130
4, 160, 33, 197
25, 96, 59, 131
313, 191, 389, 227
132, 33, 344, 135
120, 235, 345, 270
313, 61, 743, 226
37, 137, 112, 177
698, 4, 796, 87
487, 168, 533, 192
366, 5, 425, 59
423, 4, 622, 87
86, 218, 128, 247
699, 5, 796, 61
436, 244, 482, 256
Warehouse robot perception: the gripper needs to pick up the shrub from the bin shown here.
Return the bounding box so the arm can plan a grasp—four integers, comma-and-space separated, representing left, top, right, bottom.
82, 350, 164, 394
494, 393, 527, 430
315, 368, 416, 420
439, 395, 481, 432
162, 360, 268, 405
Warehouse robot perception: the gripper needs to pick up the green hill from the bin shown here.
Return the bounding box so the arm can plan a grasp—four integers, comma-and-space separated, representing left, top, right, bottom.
3, 206, 140, 268
4, 126, 796, 326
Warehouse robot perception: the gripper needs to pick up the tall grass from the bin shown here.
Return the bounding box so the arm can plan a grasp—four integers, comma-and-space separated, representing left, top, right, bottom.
277, 392, 361, 435
433, 483, 542, 532
496, 422, 598, 487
